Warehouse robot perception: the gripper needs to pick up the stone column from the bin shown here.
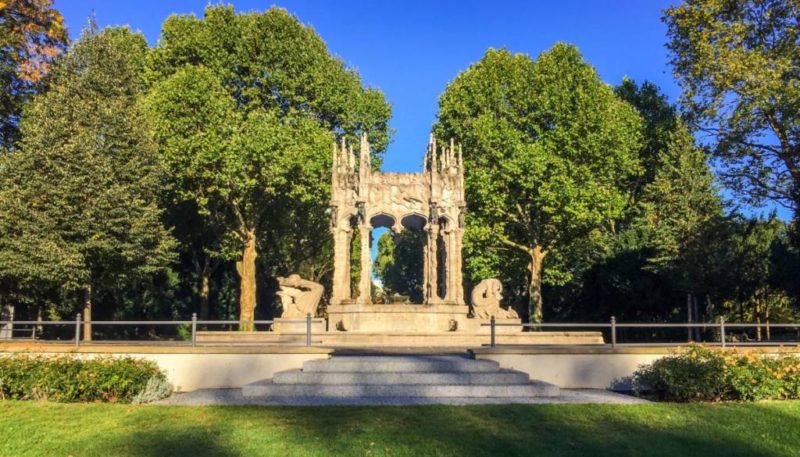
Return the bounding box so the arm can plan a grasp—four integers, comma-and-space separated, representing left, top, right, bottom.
447, 228, 457, 303
357, 223, 372, 304
330, 227, 351, 305
426, 223, 440, 304
453, 228, 465, 304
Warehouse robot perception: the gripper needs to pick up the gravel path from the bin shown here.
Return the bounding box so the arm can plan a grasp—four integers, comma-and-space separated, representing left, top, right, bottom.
156, 388, 649, 406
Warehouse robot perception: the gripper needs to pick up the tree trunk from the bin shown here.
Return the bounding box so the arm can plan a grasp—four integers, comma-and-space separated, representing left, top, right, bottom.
527, 246, 546, 323
236, 229, 258, 332
765, 300, 771, 341
199, 259, 211, 320
754, 293, 762, 342
83, 285, 92, 342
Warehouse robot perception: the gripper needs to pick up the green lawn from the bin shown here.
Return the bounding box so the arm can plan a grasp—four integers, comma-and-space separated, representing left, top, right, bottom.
1, 401, 798, 457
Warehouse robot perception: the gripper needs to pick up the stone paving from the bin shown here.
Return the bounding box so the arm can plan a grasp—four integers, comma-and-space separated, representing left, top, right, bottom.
157, 388, 648, 406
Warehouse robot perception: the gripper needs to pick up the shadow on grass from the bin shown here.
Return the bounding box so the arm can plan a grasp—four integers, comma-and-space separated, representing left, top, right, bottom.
255, 403, 799, 457
7, 402, 799, 457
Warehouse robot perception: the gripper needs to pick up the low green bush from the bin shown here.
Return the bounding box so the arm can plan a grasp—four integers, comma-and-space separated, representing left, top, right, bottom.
634, 345, 800, 402
0, 354, 172, 403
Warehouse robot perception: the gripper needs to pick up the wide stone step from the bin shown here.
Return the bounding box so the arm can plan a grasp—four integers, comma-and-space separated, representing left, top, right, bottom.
301, 356, 501, 373
242, 380, 559, 398
272, 368, 530, 385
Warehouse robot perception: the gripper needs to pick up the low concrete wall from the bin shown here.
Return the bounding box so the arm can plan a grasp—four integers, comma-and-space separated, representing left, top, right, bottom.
0, 343, 332, 392
472, 346, 800, 389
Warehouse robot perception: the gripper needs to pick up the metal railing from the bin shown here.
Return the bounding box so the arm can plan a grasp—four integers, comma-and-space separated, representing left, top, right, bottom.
0, 313, 324, 347
486, 315, 800, 348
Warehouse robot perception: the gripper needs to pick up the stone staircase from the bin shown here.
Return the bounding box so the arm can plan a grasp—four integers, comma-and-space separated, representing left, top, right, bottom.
242, 355, 560, 405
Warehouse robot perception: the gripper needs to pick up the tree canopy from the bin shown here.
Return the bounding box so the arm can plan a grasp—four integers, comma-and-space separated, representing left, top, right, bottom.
664, 0, 800, 220
0, 0, 67, 148
0, 26, 175, 335
435, 45, 643, 321
143, 6, 392, 327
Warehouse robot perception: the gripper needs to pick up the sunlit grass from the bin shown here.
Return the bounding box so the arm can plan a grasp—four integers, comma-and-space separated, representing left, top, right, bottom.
1, 401, 798, 456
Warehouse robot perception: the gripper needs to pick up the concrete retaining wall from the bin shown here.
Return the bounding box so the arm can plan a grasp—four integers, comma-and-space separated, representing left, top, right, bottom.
472, 346, 800, 389
0, 344, 331, 392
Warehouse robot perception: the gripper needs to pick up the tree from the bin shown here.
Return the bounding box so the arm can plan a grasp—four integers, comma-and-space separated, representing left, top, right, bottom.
614, 78, 679, 212
633, 122, 726, 327
144, 6, 391, 328
374, 230, 425, 303
0, 0, 67, 148
435, 45, 642, 322
0, 26, 175, 339
664, 0, 800, 225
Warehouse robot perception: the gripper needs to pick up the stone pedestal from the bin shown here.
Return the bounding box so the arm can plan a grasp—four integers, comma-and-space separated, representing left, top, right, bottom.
327, 303, 471, 333
271, 318, 326, 334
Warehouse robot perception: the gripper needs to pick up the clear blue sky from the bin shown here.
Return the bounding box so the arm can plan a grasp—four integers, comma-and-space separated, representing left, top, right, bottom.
53, 0, 789, 219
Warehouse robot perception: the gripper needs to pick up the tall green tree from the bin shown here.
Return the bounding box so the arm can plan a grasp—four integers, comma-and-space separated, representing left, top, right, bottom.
664, 0, 800, 225
143, 6, 391, 328
0, 26, 175, 338
0, 0, 67, 148
634, 122, 725, 323
435, 45, 642, 322
614, 78, 679, 213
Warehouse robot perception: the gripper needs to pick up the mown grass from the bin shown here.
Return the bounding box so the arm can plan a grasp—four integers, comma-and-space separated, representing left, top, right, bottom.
1, 401, 798, 456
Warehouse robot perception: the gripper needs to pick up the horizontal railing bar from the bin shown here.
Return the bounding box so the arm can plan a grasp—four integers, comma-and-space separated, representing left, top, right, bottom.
482, 322, 800, 328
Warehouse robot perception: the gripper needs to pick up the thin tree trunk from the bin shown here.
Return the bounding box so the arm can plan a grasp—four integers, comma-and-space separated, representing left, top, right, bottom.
199, 259, 211, 320
236, 229, 258, 332
765, 299, 771, 341
83, 285, 92, 342
527, 246, 546, 323
35, 304, 42, 337
754, 293, 762, 342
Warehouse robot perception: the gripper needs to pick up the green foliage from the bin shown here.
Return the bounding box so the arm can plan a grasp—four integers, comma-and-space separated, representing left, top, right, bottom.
635, 122, 724, 292
0, 26, 175, 305
143, 5, 391, 319
435, 45, 643, 321
0, 354, 171, 403
0, 0, 68, 148
374, 230, 424, 302
634, 345, 800, 402
664, 0, 800, 218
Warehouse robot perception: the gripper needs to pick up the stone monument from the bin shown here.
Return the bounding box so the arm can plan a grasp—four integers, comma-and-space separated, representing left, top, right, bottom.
327, 134, 469, 332
273, 274, 325, 333
470, 278, 519, 319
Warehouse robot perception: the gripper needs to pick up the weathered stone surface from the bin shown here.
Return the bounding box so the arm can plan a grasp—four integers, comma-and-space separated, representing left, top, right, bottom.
276, 274, 323, 319
329, 134, 466, 307
471, 278, 520, 320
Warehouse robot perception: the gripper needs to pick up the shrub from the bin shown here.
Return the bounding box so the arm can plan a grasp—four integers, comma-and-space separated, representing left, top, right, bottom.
0, 354, 172, 403
634, 345, 800, 402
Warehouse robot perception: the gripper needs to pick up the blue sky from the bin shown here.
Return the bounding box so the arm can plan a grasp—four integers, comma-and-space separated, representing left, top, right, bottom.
53, 1, 789, 220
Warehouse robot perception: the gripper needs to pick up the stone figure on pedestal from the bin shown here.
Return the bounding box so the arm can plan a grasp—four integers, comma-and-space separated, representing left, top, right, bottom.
276, 274, 324, 318
471, 278, 519, 319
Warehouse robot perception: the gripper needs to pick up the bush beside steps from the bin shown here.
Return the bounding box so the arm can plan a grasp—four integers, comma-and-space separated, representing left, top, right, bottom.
634, 344, 800, 402
0, 354, 172, 403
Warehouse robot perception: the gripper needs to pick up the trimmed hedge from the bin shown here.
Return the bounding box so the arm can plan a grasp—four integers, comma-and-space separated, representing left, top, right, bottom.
634, 345, 800, 402
0, 354, 172, 403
